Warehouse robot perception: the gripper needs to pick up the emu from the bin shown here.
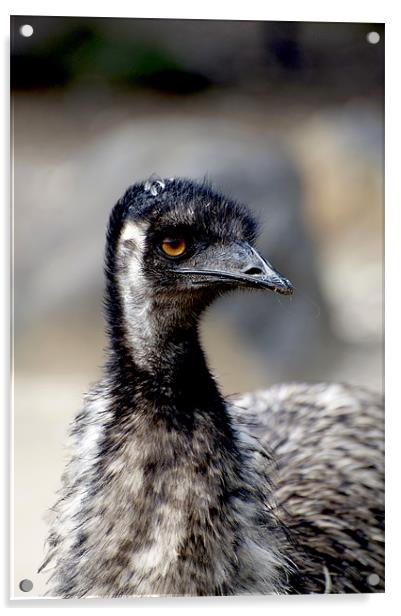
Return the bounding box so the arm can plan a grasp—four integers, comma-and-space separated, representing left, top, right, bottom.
41, 177, 384, 597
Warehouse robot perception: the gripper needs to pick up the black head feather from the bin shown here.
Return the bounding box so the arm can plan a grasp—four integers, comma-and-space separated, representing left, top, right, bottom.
104, 178, 259, 356
106, 176, 257, 266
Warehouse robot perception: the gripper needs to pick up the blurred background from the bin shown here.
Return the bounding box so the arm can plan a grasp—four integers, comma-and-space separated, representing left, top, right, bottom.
11, 16, 384, 597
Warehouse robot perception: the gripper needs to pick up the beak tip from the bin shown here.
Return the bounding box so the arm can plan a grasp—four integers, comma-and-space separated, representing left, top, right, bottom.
269, 274, 294, 295
283, 279, 294, 295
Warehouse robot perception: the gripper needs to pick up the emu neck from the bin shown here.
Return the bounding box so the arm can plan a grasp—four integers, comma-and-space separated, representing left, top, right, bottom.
77, 277, 289, 596
108, 315, 231, 433
99, 303, 249, 595
107, 263, 223, 417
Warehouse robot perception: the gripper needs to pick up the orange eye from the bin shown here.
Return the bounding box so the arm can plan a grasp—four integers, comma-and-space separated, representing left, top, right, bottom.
161, 237, 187, 257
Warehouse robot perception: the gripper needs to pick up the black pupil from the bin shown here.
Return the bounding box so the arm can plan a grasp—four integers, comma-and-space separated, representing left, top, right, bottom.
166, 239, 182, 249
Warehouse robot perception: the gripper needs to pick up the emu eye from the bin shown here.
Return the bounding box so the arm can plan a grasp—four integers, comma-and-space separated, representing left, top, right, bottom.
161, 237, 187, 257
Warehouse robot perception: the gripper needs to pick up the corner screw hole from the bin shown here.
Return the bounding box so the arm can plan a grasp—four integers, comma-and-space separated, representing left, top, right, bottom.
19, 24, 34, 38
19, 579, 33, 592
367, 573, 380, 586
366, 31, 380, 45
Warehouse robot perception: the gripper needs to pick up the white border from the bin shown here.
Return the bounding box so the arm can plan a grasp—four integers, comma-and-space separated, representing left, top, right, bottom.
0, 0, 392, 22
3, 1, 400, 614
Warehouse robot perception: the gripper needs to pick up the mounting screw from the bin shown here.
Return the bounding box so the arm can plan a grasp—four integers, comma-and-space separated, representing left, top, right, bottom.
19, 579, 33, 592
366, 31, 380, 45
19, 24, 34, 38
367, 573, 380, 586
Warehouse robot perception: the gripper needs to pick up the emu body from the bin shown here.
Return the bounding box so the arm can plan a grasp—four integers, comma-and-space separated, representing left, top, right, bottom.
41, 178, 384, 597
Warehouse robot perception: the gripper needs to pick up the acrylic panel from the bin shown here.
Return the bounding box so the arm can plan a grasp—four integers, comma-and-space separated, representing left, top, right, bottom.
11, 15, 384, 599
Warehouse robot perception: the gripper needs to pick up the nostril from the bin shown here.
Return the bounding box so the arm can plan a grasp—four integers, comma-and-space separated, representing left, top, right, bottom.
244, 266, 263, 276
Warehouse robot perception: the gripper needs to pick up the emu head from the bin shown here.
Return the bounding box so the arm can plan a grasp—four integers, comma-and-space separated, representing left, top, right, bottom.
105, 177, 293, 363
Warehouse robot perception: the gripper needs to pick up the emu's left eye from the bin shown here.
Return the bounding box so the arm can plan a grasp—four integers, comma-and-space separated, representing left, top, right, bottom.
161, 237, 187, 257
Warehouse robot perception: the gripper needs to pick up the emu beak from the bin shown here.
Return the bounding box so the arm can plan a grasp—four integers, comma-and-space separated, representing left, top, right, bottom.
174, 242, 294, 295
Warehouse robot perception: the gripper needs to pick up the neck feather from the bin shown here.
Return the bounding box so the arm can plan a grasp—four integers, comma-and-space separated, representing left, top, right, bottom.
93, 224, 290, 595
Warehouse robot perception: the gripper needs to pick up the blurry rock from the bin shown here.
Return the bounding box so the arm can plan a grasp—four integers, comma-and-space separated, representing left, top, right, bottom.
291, 104, 383, 346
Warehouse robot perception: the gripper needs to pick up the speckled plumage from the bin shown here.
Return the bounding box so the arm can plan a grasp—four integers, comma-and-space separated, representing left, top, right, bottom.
40, 177, 384, 597
232, 383, 384, 593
